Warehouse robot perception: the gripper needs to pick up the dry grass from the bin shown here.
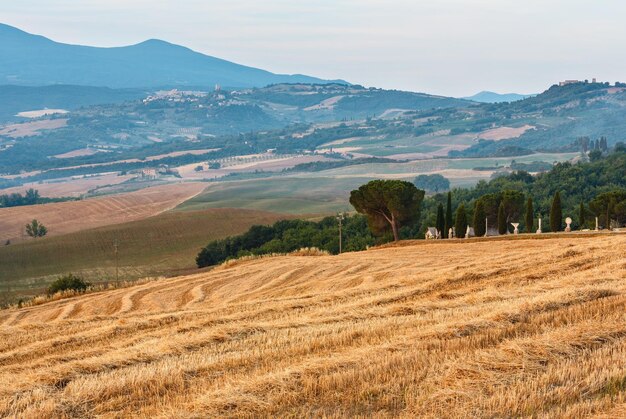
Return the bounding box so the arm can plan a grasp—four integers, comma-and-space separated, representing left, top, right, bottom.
478, 124, 536, 141
0, 173, 136, 198
289, 247, 331, 256
0, 234, 625, 417
0, 118, 67, 138
0, 182, 206, 242
0, 207, 290, 300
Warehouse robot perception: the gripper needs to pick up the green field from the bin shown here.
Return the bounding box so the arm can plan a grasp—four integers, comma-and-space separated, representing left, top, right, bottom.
177, 152, 578, 214
295, 153, 578, 177
319, 132, 479, 157
0, 208, 288, 303
177, 177, 358, 214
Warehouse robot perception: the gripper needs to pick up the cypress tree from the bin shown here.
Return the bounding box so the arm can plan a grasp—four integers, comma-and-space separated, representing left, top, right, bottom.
579, 202, 586, 229
473, 200, 486, 237
550, 191, 563, 232
445, 192, 453, 238
436, 203, 445, 238
525, 197, 534, 233
497, 202, 507, 235
455, 204, 468, 239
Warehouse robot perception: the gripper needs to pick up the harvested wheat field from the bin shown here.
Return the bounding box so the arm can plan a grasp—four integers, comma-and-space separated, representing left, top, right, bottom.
1, 234, 626, 417
0, 182, 206, 242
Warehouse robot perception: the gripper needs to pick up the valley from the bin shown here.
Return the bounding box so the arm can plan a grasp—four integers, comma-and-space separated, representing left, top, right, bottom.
2, 81, 620, 197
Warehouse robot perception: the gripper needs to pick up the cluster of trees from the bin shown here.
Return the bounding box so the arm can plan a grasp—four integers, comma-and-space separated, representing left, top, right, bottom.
413, 174, 450, 193
576, 136, 609, 153
284, 157, 401, 174
196, 216, 376, 268
0, 189, 40, 208
428, 189, 561, 238
509, 160, 553, 173
352, 146, 626, 242
423, 146, 626, 235
0, 188, 76, 208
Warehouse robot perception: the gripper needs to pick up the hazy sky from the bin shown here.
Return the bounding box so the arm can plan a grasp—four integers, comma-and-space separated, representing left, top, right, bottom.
3, 0, 626, 96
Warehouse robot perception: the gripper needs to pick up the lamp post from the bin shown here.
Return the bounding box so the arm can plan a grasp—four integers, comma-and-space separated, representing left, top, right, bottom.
113, 240, 119, 286
336, 213, 344, 254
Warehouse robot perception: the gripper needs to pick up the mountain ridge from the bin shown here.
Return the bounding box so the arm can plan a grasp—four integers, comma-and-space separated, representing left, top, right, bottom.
0, 23, 348, 89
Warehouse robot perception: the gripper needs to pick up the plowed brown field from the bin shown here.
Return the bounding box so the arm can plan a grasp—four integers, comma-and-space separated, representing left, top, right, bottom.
1, 234, 625, 417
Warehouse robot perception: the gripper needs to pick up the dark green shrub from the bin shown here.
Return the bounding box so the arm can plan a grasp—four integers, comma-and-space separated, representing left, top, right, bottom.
47, 274, 90, 295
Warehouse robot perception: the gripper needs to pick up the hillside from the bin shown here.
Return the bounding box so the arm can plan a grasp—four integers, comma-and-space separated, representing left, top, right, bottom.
453, 81, 626, 157
1, 234, 625, 417
0, 208, 290, 301
0, 182, 207, 243
0, 23, 345, 89
0, 85, 146, 122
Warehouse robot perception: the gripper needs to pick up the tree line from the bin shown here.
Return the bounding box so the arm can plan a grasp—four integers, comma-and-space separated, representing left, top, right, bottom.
0, 189, 75, 208
426, 144, 626, 235
196, 216, 376, 268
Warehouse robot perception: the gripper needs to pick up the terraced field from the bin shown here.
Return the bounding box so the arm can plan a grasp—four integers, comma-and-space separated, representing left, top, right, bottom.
1, 234, 625, 417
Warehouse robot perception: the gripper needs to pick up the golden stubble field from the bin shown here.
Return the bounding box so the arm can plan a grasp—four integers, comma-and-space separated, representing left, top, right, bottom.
0, 182, 206, 243
1, 234, 625, 417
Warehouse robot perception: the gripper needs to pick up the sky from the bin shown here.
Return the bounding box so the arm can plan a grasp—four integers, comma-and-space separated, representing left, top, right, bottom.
2, 0, 626, 97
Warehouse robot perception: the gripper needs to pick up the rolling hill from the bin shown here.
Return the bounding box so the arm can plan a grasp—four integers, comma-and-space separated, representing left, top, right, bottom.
0, 234, 625, 416
0, 182, 207, 243
0, 23, 346, 89
463, 90, 535, 103
0, 207, 290, 300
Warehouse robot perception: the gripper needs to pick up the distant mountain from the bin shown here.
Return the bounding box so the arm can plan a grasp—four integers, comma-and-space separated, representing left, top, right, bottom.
0, 85, 146, 121
0, 23, 347, 89
464, 91, 535, 103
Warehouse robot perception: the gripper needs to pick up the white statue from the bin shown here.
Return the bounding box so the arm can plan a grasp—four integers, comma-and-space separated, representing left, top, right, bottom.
536, 217, 542, 234
565, 217, 572, 232
511, 223, 520, 235
595, 217, 599, 231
